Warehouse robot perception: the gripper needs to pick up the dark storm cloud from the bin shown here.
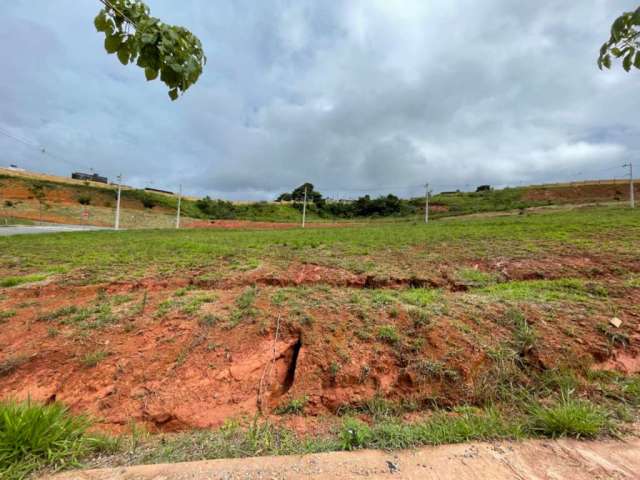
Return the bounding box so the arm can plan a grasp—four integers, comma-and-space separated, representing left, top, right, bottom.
1, 1, 639, 199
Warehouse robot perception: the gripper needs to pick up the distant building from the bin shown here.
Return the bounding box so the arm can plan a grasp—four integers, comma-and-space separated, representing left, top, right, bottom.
476, 185, 492, 192
71, 172, 108, 184
145, 187, 174, 196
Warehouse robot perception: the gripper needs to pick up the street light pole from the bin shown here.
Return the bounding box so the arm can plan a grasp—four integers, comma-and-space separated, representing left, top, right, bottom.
424, 183, 430, 224
176, 184, 182, 229
114, 173, 122, 230
623, 163, 635, 209
302, 185, 308, 228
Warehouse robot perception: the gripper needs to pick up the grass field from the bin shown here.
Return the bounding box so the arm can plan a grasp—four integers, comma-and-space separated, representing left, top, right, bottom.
0, 205, 639, 478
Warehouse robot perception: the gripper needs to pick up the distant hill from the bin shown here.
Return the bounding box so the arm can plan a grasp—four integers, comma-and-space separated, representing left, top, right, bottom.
0, 167, 636, 227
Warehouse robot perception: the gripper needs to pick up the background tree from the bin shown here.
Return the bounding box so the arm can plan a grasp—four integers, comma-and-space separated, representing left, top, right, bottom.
290, 183, 323, 205
598, 7, 640, 71
94, 0, 206, 100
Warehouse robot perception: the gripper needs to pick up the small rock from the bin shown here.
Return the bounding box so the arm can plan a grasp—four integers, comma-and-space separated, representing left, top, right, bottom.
610, 317, 622, 328
386, 460, 399, 474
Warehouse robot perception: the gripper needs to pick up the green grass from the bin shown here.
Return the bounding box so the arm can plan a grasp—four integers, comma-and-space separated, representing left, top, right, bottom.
0, 273, 48, 288
529, 395, 609, 438
454, 268, 498, 287
80, 351, 109, 368
0, 401, 112, 480
478, 278, 608, 303
0, 310, 16, 322
0, 206, 637, 284
399, 288, 442, 307
275, 396, 308, 415
377, 325, 400, 344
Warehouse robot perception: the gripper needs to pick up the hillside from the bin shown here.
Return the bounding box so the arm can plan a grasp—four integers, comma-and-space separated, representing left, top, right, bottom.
427, 180, 638, 218
0, 168, 637, 227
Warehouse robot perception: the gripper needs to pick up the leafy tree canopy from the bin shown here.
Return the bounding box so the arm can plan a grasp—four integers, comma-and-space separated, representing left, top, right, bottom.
598, 7, 640, 71
277, 183, 324, 205
94, 0, 206, 100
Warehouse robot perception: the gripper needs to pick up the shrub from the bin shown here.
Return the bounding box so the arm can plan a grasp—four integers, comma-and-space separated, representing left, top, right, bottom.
0, 401, 111, 479
77, 195, 91, 206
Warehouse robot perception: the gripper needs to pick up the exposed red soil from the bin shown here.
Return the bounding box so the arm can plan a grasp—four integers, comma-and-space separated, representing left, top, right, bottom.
523, 183, 640, 203
1, 252, 639, 434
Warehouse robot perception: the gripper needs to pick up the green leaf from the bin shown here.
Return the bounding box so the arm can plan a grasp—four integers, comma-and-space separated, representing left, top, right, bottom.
104, 34, 121, 54
145, 68, 159, 81
168, 88, 179, 101
141, 32, 158, 45
634, 51, 640, 69
94, 12, 110, 33
602, 54, 612, 69
611, 47, 623, 58
623, 50, 634, 71
612, 16, 626, 42
117, 47, 130, 65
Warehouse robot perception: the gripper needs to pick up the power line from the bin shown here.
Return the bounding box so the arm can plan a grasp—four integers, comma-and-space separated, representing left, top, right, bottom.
0, 127, 43, 151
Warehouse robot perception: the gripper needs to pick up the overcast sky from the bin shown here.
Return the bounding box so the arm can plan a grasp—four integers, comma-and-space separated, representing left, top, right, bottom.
1, 1, 639, 199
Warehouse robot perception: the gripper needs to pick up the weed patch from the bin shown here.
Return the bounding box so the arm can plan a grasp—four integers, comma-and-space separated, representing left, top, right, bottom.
0, 401, 112, 480
0, 355, 30, 378
529, 395, 608, 438
0, 273, 48, 288
377, 325, 400, 344
81, 351, 109, 368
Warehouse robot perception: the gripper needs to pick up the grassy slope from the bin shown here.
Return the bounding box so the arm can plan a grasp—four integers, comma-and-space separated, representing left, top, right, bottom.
1, 205, 639, 478
0, 205, 637, 279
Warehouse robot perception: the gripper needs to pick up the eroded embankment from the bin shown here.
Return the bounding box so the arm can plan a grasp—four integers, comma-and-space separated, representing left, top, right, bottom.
0, 255, 639, 433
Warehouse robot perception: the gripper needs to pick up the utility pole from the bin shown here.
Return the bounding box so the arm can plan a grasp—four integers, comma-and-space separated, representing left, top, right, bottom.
623, 162, 635, 209
175, 184, 182, 229
302, 185, 308, 228
114, 173, 122, 230
424, 183, 430, 224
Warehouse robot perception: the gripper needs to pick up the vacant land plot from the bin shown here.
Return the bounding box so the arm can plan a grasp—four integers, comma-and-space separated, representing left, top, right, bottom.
0, 205, 639, 478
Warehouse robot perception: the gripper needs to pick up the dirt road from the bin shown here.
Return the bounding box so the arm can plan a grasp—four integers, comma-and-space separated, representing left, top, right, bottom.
49, 436, 640, 479
0, 225, 109, 236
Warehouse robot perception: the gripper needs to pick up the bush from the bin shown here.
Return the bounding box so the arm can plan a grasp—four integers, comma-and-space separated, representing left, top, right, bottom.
0, 401, 111, 479
77, 195, 91, 206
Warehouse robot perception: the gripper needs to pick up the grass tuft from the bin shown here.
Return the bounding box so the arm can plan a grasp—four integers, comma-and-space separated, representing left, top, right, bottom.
0, 401, 112, 480
529, 394, 608, 439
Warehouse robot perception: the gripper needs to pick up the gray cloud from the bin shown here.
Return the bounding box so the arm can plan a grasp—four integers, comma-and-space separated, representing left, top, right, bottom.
1, 0, 639, 200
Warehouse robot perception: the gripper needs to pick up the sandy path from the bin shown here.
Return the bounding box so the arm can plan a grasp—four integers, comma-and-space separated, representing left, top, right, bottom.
49, 436, 640, 479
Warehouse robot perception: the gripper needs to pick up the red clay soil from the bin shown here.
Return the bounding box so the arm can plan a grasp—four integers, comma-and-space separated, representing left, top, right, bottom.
523, 183, 640, 203
1, 258, 639, 435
